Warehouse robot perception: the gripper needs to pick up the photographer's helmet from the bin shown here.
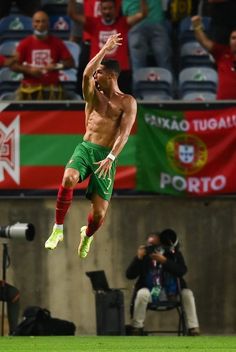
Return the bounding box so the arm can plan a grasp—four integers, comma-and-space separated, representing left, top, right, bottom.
159, 228, 179, 252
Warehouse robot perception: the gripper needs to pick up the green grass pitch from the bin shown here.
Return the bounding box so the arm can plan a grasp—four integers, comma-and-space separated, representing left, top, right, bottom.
0, 336, 236, 352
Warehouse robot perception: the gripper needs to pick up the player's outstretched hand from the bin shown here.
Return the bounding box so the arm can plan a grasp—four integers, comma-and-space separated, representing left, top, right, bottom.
104, 33, 123, 52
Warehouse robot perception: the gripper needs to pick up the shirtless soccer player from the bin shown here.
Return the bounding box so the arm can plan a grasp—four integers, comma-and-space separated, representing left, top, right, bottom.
45, 33, 137, 258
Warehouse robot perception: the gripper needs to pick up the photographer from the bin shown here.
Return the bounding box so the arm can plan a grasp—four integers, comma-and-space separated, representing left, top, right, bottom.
126, 229, 200, 336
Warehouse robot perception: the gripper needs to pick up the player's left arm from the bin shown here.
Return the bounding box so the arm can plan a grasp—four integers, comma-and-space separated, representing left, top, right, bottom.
110, 95, 137, 157
95, 95, 137, 178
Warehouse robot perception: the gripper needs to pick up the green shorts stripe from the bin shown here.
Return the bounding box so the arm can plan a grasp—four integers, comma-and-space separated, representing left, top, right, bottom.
66, 140, 116, 201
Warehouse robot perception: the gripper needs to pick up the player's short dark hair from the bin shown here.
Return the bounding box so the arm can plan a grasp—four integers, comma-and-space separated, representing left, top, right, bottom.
101, 59, 121, 76
230, 28, 236, 36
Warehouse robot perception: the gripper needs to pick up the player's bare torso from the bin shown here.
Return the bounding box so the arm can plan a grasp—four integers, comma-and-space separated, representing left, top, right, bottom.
84, 88, 129, 148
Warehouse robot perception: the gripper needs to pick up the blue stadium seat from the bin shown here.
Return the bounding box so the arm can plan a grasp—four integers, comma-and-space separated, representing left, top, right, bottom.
178, 66, 218, 99
42, 0, 68, 16
181, 91, 216, 101
133, 67, 173, 101
0, 92, 16, 100
0, 40, 19, 57
180, 41, 215, 69
179, 16, 211, 45
41, 0, 68, 4
50, 15, 71, 40
0, 67, 22, 95
0, 15, 32, 43
64, 40, 81, 68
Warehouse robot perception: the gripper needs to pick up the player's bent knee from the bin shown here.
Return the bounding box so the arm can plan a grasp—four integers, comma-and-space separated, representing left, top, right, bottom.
63, 174, 79, 188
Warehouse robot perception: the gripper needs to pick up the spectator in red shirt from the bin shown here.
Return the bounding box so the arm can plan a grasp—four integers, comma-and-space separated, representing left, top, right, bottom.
192, 15, 236, 100
69, 0, 147, 95
68, 0, 121, 44
67, 0, 107, 97
11, 11, 75, 100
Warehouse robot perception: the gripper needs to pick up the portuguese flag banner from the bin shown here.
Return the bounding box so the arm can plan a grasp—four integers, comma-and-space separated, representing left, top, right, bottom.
136, 105, 236, 196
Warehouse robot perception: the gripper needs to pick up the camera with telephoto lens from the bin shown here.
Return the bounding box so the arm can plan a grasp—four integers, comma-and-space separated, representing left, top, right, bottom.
0, 222, 35, 241
145, 244, 165, 255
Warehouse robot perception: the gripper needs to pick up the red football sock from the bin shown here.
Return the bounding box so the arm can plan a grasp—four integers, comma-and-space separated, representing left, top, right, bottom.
55, 185, 73, 225
86, 213, 103, 237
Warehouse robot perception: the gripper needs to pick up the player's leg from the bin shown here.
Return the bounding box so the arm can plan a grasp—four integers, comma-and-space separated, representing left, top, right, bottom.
78, 194, 109, 258
45, 168, 80, 250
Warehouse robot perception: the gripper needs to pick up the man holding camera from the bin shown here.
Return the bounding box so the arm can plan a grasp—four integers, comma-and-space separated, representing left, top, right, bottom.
126, 229, 200, 336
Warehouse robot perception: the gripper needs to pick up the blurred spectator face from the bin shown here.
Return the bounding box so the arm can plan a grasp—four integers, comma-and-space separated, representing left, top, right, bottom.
101, 0, 116, 24
146, 234, 160, 246
33, 11, 49, 37
229, 30, 236, 54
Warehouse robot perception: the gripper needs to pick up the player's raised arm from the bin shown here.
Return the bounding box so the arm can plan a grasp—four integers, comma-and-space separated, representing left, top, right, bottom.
82, 33, 123, 102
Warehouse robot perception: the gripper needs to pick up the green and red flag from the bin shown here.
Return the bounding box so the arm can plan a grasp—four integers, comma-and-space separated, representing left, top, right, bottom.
136, 104, 236, 196
0, 104, 136, 194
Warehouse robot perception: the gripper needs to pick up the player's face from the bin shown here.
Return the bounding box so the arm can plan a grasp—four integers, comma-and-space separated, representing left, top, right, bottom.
230, 31, 236, 54
101, 1, 116, 23
94, 66, 110, 89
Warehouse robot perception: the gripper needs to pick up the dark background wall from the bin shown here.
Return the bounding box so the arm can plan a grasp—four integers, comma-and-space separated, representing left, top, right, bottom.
0, 196, 235, 334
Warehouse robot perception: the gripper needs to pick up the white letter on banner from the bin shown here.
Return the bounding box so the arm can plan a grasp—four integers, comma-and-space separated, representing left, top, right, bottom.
160, 173, 171, 188
208, 118, 217, 130
172, 176, 186, 191
188, 177, 200, 192
179, 120, 189, 131
211, 175, 226, 190
201, 177, 212, 192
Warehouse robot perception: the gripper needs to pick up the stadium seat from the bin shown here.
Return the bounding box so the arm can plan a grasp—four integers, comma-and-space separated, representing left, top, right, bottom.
59, 68, 77, 93
0, 40, 19, 57
181, 91, 216, 101
64, 40, 81, 68
133, 67, 174, 101
41, 0, 68, 4
180, 41, 215, 69
179, 16, 211, 45
0, 68, 22, 95
50, 15, 71, 40
0, 92, 16, 100
0, 15, 33, 43
42, 0, 68, 16
178, 66, 218, 98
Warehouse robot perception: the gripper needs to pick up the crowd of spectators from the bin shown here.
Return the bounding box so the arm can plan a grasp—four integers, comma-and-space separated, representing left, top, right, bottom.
0, 0, 236, 100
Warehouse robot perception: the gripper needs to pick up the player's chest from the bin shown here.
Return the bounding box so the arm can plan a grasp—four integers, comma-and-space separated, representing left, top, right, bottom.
95, 98, 122, 121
